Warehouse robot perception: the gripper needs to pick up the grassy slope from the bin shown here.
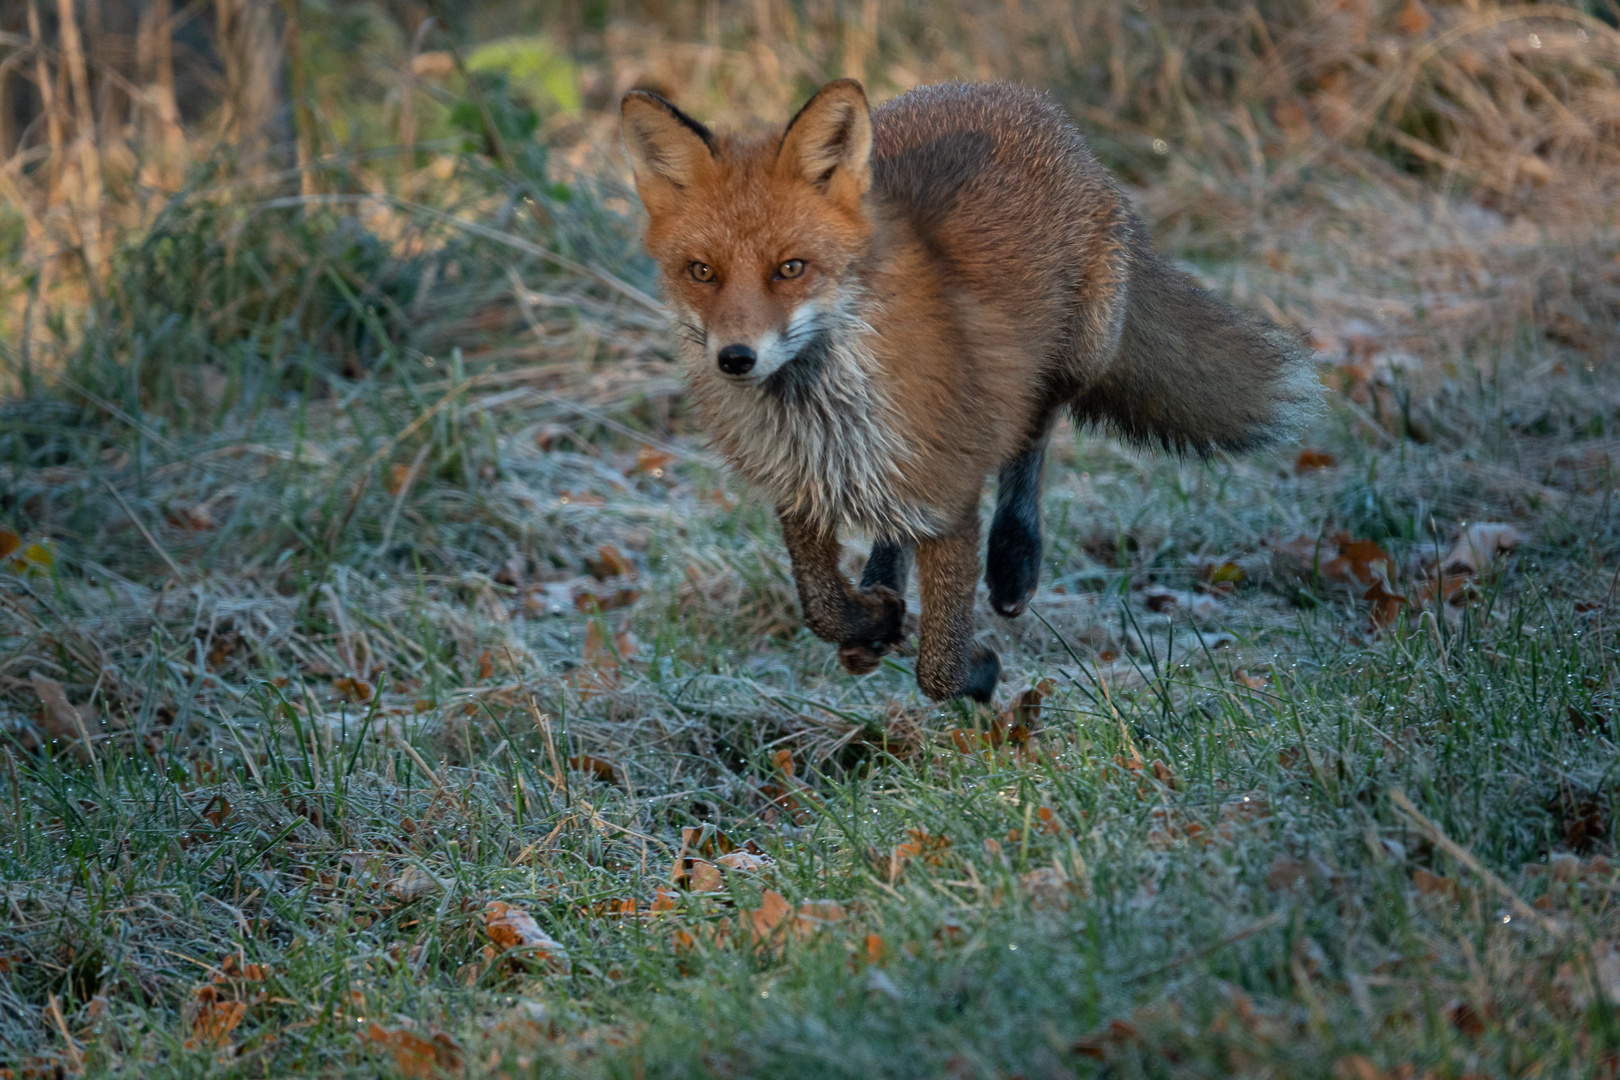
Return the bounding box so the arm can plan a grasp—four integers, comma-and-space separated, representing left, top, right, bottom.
3, 50, 1620, 1080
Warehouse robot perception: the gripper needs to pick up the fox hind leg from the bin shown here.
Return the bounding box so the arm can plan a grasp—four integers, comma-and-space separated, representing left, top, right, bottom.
986, 441, 1047, 618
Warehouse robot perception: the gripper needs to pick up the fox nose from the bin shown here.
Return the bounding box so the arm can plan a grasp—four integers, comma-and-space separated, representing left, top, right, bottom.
716, 344, 757, 376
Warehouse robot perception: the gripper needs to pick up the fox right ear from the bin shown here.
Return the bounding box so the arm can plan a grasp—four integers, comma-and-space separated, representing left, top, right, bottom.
621, 92, 716, 216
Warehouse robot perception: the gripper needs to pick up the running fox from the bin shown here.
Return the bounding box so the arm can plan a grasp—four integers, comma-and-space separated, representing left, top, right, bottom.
621, 80, 1319, 702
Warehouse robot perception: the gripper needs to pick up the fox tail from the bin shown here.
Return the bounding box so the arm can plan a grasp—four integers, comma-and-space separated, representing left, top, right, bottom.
1072, 219, 1323, 455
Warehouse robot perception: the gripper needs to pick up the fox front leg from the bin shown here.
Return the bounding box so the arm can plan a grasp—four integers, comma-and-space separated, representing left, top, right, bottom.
777, 510, 906, 675
915, 503, 1001, 703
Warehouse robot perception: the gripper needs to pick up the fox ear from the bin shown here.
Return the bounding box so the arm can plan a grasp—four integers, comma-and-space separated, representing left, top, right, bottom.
621, 91, 716, 216
778, 80, 872, 210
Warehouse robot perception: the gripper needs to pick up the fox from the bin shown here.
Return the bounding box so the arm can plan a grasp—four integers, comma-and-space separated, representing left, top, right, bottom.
620, 79, 1320, 703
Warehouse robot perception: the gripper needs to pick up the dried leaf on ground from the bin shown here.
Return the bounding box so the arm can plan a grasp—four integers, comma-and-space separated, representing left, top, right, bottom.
387, 865, 442, 902
884, 829, 951, 880
633, 447, 676, 476
568, 754, 622, 785
1295, 449, 1338, 472
28, 671, 97, 758
484, 901, 571, 974
1139, 584, 1223, 620
740, 890, 847, 945
1441, 522, 1526, 576
183, 985, 246, 1051
586, 542, 636, 580
364, 1025, 462, 1079
1273, 533, 1394, 588
1395, 0, 1430, 35
715, 850, 772, 872
333, 676, 373, 703
1365, 577, 1407, 629
1020, 866, 1072, 910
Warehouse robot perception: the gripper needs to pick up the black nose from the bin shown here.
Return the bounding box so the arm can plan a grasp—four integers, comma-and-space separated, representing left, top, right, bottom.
717, 344, 757, 376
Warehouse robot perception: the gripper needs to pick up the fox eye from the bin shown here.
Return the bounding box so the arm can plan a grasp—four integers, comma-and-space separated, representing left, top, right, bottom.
689, 262, 715, 283
776, 259, 806, 280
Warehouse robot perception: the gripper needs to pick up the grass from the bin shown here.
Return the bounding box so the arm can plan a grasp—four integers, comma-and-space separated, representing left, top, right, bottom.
6, 319, 1620, 1076
4, 0, 1620, 1076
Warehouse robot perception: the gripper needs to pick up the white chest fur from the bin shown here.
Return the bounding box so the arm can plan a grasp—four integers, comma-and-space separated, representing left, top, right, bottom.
679, 315, 942, 540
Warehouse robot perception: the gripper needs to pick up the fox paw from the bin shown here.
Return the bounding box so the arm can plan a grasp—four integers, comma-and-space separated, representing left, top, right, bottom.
837, 586, 905, 674
986, 524, 1041, 618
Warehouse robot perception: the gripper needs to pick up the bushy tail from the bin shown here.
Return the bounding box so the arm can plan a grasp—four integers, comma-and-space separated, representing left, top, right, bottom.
1071, 224, 1322, 455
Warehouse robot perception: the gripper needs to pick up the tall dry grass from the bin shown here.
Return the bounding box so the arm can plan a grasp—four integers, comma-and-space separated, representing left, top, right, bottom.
0, 0, 1616, 394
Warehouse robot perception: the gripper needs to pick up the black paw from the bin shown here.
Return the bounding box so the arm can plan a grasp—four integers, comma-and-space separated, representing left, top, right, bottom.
837, 586, 905, 675
956, 645, 1001, 704
986, 519, 1041, 618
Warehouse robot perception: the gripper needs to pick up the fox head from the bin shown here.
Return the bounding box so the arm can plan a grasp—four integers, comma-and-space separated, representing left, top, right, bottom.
621, 81, 874, 385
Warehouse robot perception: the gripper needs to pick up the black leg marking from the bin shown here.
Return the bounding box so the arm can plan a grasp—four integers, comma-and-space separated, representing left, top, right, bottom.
986, 442, 1046, 617
957, 645, 1001, 704
860, 537, 911, 594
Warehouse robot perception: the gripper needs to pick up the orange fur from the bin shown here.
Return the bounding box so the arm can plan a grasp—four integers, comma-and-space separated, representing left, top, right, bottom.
622, 80, 1319, 701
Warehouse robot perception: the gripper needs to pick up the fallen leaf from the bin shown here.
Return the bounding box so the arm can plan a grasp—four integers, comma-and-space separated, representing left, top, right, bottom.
1329, 535, 1395, 587
1333, 1056, 1387, 1080
1020, 866, 1071, 910
1233, 669, 1269, 690
387, 865, 442, 902
1139, 584, 1224, 620
364, 1024, 461, 1079
12, 540, 53, 571
484, 902, 571, 974
1274, 532, 1394, 588
1412, 868, 1455, 898
680, 825, 739, 858
1446, 998, 1487, 1037
1268, 855, 1311, 891
477, 649, 494, 680
1295, 449, 1338, 472
1441, 523, 1525, 576
792, 899, 848, 938
28, 671, 97, 759
1365, 576, 1407, 629
184, 985, 247, 1051
684, 859, 724, 892
568, 754, 621, 785
633, 447, 676, 476
333, 677, 373, 703
1208, 561, 1247, 587
1395, 0, 1430, 35
0, 529, 19, 559
715, 850, 772, 872
889, 829, 952, 878
740, 889, 794, 944
386, 462, 413, 496
586, 543, 636, 581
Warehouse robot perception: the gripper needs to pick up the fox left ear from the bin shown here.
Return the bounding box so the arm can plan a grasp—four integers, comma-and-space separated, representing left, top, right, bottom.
778, 80, 872, 211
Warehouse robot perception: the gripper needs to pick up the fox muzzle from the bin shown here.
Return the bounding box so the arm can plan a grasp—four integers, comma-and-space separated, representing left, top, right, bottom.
716, 344, 758, 376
